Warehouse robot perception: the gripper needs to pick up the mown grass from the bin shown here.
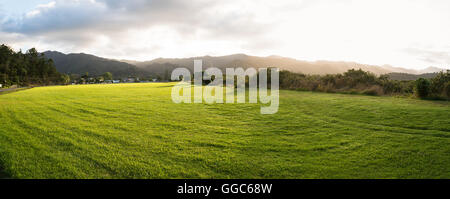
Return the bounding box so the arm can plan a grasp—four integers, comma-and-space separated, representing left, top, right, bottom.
0, 83, 449, 179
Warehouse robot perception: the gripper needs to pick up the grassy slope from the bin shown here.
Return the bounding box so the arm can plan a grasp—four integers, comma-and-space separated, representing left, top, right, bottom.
0, 83, 449, 179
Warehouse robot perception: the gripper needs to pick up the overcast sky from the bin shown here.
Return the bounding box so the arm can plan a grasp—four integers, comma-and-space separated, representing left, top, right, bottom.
0, 0, 449, 70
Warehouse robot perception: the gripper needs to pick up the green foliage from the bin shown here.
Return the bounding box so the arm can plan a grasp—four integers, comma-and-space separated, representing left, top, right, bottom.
427, 70, 450, 100
362, 85, 384, 96
445, 82, 450, 99
415, 78, 431, 98
0, 44, 63, 87
280, 69, 449, 100
103, 72, 113, 80
280, 69, 410, 96
0, 83, 449, 178
61, 74, 71, 85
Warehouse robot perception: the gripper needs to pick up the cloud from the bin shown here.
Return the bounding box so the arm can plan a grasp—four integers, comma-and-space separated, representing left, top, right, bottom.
0, 0, 295, 60
1, 0, 264, 35
0, 0, 449, 69
0, 4, 5, 22
1, 0, 107, 34
404, 48, 450, 66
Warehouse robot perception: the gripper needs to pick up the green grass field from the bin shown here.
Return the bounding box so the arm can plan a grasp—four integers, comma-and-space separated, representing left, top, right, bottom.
0, 83, 449, 179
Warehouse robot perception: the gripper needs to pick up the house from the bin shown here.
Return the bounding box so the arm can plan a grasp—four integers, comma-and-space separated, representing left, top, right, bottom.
121, 77, 139, 83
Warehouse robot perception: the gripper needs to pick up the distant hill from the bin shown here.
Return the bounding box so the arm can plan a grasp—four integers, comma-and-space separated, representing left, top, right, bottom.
387, 73, 440, 81
130, 54, 447, 76
44, 51, 447, 78
418, 66, 446, 74
43, 51, 146, 78
131, 54, 391, 75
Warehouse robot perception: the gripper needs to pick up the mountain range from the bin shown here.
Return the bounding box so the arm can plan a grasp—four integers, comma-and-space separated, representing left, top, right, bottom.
44, 51, 141, 78
44, 51, 447, 79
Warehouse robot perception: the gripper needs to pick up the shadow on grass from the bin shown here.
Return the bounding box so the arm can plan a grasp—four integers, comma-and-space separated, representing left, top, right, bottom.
0, 162, 11, 179
0, 87, 30, 96
156, 85, 175, 88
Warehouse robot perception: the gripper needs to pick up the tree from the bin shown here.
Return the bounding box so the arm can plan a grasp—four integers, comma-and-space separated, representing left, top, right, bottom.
82, 72, 89, 79
0, 44, 64, 86
96, 76, 104, 83
445, 82, 450, 99
164, 69, 169, 81
61, 74, 70, 85
429, 70, 450, 98
103, 72, 113, 80
415, 78, 430, 98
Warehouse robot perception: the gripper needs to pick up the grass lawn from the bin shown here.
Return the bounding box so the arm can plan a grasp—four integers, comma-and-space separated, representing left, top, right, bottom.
0, 83, 449, 179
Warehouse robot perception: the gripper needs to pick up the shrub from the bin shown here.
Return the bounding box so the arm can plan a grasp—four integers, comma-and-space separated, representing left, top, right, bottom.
415, 78, 430, 98
362, 85, 384, 96
444, 82, 450, 99
279, 69, 447, 99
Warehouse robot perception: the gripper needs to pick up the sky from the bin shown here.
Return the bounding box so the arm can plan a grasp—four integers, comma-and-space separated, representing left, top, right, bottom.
0, 0, 449, 70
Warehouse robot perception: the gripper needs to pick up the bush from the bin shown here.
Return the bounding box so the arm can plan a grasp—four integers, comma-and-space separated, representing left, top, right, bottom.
0, 44, 63, 86
362, 85, 384, 96
279, 69, 448, 100
444, 82, 450, 99
415, 78, 430, 98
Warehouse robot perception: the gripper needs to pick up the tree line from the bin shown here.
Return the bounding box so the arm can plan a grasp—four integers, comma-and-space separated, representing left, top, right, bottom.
280, 69, 450, 100
0, 44, 66, 87
0, 44, 159, 87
